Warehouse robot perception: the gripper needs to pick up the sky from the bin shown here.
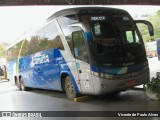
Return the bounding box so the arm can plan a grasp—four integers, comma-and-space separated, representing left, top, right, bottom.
0, 5, 159, 44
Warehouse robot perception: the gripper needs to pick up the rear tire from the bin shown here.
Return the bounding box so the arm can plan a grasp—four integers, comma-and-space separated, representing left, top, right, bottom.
20, 77, 28, 91
65, 76, 78, 100
15, 79, 21, 90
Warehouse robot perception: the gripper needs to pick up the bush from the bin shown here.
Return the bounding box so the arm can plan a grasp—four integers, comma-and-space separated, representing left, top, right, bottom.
145, 75, 160, 99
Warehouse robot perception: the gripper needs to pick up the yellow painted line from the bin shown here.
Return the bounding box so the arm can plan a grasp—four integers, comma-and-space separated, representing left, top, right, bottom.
73, 96, 90, 102
17, 40, 25, 77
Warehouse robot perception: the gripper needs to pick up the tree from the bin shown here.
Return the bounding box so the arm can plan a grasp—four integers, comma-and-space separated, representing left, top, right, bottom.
0, 43, 6, 57
157, 10, 160, 17
136, 9, 160, 43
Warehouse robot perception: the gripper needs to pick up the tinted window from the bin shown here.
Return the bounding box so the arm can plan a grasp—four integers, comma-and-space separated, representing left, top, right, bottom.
92, 21, 116, 38
58, 15, 78, 55
73, 31, 89, 63
6, 41, 23, 61
20, 39, 30, 57
28, 34, 40, 55
43, 22, 64, 50
20, 22, 64, 57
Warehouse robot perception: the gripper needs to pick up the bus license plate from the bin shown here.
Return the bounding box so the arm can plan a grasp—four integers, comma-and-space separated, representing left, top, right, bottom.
126, 80, 136, 86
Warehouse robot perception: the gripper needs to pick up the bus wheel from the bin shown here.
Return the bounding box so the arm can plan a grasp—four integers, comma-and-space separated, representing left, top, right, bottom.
20, 77, 27, 91
15, 79, 21, 90
65, 76, 77, 100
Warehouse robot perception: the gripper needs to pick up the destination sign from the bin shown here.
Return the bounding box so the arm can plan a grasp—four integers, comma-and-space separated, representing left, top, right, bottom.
90, 16, 106, 21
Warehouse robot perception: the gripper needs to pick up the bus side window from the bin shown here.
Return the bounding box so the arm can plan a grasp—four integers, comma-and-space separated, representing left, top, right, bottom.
57, 14, 79, 56
72, 31, 89, 63
43, 22, 64, 50
22, 22, 65, 56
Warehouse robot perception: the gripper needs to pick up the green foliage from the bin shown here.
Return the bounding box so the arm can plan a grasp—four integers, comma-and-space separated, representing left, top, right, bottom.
137, 24, 151, 42
0, 43, 6, 57
137, 9, 160, 43
157, 10, 160, 17
148, 15, 160, 41
146, 76, 160, 99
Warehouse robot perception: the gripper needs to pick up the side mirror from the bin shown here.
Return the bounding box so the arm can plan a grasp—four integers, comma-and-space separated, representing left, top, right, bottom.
135, 20, 154, 36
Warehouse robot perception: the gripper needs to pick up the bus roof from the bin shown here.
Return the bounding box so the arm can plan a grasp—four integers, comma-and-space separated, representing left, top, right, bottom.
47, 7, 128, 21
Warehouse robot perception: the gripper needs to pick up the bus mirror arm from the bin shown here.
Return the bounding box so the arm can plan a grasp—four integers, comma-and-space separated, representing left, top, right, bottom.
135, 20, 154, 37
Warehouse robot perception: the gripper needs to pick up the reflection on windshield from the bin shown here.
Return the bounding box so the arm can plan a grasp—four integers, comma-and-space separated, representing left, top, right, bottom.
94, 38, 116, 46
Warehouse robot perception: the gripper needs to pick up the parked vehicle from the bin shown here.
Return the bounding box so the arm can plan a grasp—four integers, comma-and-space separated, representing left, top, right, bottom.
6, 7, 154, 99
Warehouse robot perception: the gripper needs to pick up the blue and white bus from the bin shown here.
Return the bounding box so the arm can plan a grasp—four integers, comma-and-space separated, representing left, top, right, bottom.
6, 7, 153, 99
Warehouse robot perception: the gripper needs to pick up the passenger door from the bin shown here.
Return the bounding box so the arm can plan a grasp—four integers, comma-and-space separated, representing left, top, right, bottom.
72, 30, 95, 94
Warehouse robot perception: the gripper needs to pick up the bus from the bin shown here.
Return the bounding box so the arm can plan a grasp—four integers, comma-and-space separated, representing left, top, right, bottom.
6, 7, 154, 99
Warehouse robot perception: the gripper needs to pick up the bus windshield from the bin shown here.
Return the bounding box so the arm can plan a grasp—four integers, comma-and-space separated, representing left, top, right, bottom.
89, 15, 146, 67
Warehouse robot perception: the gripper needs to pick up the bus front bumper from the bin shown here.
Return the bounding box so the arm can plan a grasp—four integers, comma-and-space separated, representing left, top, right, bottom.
91, 68, 149, 95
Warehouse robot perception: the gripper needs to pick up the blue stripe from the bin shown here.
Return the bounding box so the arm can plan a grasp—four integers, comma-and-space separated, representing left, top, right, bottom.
91, 62, 146, 75
84, 32, 92, 42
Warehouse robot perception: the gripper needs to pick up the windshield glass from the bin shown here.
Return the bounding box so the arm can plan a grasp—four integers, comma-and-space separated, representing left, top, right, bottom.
89, 15, 146, 67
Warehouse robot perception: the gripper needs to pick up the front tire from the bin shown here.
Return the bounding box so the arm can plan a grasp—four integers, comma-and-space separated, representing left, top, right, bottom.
65, 76, 78, 100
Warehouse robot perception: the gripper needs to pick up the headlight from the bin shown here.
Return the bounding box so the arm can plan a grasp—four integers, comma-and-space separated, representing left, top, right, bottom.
91, 71, 114, 79
91, 71, 99, 77
100, 73, 113, 79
